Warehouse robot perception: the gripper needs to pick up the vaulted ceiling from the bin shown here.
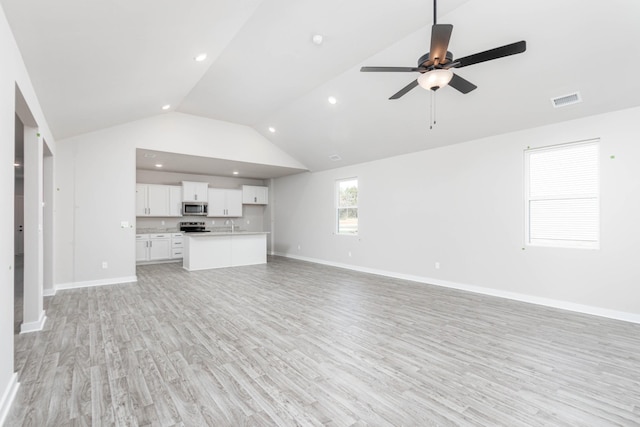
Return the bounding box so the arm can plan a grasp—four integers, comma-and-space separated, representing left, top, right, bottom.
3, 0, 640, 173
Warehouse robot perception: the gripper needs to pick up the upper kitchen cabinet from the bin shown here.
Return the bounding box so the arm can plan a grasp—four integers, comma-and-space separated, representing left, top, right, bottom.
168, 186, 182, 217
242, 185, 268, 205
136, 184, 182, 217
208, 188, 243, 217
137, 184, 169, 217
182, 181, 208, 202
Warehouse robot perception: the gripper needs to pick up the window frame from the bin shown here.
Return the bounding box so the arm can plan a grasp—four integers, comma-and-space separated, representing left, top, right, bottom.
335, 177, 358, 236
524, 139, 600, 250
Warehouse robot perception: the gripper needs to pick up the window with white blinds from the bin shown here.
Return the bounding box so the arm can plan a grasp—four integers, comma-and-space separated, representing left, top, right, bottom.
524, 140, 599, 249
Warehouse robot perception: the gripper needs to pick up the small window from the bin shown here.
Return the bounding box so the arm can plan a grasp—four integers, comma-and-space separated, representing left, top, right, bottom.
336, 178, 358, 235
524, 140, 599, 249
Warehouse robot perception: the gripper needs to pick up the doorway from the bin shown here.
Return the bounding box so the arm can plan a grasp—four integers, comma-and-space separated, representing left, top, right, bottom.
14, 114, 24, 334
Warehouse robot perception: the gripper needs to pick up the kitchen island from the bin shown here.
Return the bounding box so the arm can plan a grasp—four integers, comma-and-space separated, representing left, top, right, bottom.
183, 231, 269, 271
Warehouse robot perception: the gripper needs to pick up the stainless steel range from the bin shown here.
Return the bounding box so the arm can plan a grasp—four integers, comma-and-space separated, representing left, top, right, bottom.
179, 221, 210, 233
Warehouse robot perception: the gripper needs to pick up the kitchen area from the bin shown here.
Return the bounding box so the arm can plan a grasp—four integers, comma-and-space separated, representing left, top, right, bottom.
136, 168, 270, 271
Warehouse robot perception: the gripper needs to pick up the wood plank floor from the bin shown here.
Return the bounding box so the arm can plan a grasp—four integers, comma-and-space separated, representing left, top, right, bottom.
7, 256, 640, 426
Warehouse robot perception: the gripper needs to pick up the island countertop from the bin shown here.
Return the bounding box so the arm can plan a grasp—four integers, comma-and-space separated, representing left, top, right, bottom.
183, 231, 270, 237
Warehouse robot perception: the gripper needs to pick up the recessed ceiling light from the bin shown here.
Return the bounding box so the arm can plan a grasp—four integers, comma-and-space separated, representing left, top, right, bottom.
14, 162, 20, 167
312, 34, 323, 45
329, 154, 341, 161
162, 104, 171, 110
143, 153, 157, 158
328, 96, 337, 105
194, 53, 207, 62
155, 164, 163, 168
268, 127, 276, 133
232, 171, 239, 175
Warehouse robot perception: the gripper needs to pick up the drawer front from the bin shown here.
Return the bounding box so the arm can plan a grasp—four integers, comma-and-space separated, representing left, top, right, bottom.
150, 233, 169, 239
172, 239, 183, 248
172, 233, 183, 238
171, 248, 183, 258
136, 234, 148, 240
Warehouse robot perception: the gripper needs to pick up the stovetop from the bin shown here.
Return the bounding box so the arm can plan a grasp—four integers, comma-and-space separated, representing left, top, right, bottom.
179, 221, 209, 233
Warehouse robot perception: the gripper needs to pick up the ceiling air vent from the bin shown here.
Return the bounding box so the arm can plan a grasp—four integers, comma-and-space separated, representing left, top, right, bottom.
551, 92, 582, 108
329, 154, 341, 161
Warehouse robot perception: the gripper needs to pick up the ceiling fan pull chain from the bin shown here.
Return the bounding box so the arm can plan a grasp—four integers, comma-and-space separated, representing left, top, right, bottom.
429, 89, 435, 130
429, 88, 440, 130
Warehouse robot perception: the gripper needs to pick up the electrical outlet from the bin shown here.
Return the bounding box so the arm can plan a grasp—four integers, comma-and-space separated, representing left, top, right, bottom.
297, 244, 301, 251
211, 220, 215, 225
161, 220, 165, 225
246, 220, 250, 225
348, 251, 352, 257
102, 261, 108, 269
435, 261, 440, 269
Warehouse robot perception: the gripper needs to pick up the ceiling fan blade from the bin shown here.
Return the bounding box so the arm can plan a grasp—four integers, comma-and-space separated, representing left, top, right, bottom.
448, 73, 477, 94
361, 66, 419, 72
390, 80, 419, 99
429, 24, 453, 66
454, 40, 526, 68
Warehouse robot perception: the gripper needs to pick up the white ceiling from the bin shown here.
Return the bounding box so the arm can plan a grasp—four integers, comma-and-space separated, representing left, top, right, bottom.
3, 0, 640, 176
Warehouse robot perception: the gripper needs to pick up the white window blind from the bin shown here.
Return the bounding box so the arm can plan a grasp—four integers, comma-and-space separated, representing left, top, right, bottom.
525, 140, 599, 249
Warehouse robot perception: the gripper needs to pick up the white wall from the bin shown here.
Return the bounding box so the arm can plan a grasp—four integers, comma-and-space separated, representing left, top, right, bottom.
54, 112, 306, 288
273, 106, 640, 320
0, 4, 55, 423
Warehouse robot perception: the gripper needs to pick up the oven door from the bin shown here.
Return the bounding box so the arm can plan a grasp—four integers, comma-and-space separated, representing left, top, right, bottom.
182, 202, 208, 216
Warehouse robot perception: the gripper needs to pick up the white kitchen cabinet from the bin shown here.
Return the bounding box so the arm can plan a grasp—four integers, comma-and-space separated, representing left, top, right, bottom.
182, 181, 208, 202
171, 233, 183, 259
242, 185, 268, 205
136, 234, 149, 262
208, 188, 243, 217
168, 186, 182, 217
135, 185, 148, 216
137, 233, 179, 262
136, 184, 171, 217
148, 233, 171, 260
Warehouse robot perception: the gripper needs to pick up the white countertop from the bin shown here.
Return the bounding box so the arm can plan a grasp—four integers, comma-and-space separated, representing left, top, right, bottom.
184, 231, 270, 237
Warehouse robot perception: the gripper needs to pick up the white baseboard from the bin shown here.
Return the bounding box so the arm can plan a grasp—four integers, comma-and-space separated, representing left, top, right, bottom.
275, 252, 640, 325
54, 275, 137, 292
20, 310, 47, 334
0, 373, 19, 427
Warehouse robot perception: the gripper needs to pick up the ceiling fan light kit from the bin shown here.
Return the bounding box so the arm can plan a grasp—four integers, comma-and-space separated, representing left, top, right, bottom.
418, 68, 453, 91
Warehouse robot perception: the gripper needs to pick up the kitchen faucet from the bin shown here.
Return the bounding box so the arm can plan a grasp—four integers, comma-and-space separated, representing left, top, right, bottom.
225, 219, 235, 232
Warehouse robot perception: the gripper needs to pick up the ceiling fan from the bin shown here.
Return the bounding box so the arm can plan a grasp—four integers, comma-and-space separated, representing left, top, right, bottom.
361, 0, 526, 99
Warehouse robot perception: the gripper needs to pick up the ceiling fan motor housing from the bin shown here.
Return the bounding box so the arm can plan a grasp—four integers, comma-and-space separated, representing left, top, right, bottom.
418, 51, 453, 70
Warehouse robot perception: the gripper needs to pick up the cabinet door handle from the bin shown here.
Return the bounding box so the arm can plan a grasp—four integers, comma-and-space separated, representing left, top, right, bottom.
254, 196, 257, 202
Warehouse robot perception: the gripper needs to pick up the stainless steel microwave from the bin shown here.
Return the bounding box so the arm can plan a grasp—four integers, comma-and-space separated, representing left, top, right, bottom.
182, 202, 208, 216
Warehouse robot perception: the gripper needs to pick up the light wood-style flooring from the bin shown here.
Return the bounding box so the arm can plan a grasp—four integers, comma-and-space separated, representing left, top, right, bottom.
7, 256, 640, 426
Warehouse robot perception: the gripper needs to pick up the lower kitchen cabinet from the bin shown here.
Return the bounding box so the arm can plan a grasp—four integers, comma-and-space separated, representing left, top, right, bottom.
137, 233, 183, 263
171, 233, 183, 259
136, 235, 149, 262
148, 234, 171, 260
